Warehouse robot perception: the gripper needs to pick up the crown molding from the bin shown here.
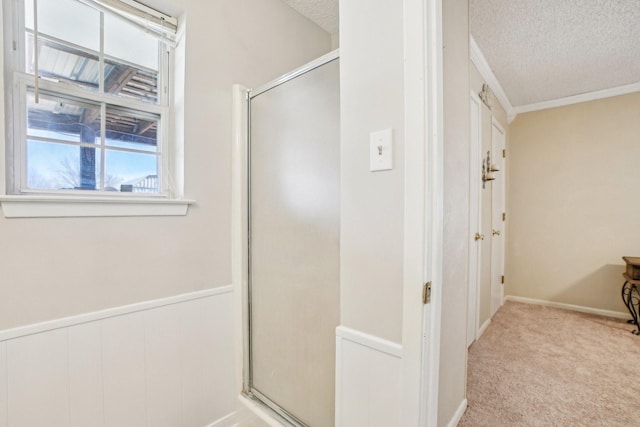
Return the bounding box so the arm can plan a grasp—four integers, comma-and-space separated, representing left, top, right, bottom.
469, 35, 517, 122
512, 81, 640, 116
470, 35, 640, 122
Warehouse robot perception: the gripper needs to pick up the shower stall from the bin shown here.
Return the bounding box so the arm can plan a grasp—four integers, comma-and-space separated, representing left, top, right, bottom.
234, 51, 340, 426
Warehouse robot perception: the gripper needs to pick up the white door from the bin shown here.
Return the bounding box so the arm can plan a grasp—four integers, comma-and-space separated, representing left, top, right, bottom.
490, 121, 506, 316
478, 104, 493, 334
467, 94, 481, 348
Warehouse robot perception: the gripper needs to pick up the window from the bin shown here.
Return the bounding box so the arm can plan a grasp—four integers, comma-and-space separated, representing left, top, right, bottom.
6, 0, 179, 198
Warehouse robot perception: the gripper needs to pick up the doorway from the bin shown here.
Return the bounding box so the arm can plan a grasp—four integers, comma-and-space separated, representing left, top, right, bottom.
245, 52, 340, 426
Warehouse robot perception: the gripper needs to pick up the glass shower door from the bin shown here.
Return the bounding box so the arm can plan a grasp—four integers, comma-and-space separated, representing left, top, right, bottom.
248, 56, 340, 426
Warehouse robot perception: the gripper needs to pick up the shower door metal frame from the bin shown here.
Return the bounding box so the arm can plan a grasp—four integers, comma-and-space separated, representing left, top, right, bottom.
240, 49, 340, 427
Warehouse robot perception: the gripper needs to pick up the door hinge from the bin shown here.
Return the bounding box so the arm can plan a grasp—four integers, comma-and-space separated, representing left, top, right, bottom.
422, 281, 432, 304
502, 149, 506, 158
501, 275, 505, 284
502, 212, 506, 221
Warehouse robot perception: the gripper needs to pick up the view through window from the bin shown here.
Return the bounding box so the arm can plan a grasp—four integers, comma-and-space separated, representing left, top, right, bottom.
12, 0, 171, 194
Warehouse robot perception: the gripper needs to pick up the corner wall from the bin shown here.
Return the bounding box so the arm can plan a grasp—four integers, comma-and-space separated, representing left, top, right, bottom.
336, 0, 405, 424
506, 92, 640, 314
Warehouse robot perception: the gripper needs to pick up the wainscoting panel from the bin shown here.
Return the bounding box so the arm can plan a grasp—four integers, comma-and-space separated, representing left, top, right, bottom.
68, 322, 104, 426
103, 312, 148, 427
145, 304, 184, 427
8, 328, 70, 427
0, 342, 7, 427
0, 287, 235, 427
335, 326, 402, 427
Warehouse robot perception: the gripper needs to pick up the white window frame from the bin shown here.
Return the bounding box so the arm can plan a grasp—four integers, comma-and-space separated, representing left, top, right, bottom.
0, 0, 192, 217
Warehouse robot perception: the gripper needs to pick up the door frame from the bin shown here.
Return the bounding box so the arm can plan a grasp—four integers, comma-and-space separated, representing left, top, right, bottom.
401, 0, 443, 425
490, 119, 506, 314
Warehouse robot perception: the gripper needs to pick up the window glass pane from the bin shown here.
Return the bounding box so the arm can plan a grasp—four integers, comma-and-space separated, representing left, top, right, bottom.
35, 0, 100, 51
105, 107, 158, 152
104, 59, 159, 103
104, 150, 158, 193
24, 0, 34, 30
27, 92, 100, 144
27, 140, 101, 190
104, 14, 159, 71
26, 35, 100, 92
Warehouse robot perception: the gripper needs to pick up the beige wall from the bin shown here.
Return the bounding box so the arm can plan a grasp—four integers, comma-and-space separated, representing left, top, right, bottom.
0, 0, 331, 329
339, 0, 405, 343
506, 92, 640, 313
438, 0, 470, 424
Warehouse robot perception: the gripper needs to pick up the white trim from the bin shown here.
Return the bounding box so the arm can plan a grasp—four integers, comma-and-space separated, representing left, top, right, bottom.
335, 333, 343, 427
401, 0, 442, 425
477, 318, 491, 339
469, 36, 515, 122
505, 295, 630, 320
446, 399, 467, 427
250, 49, 339, 98
0, 195, 194, 217
335, 326, 403, 358
0, 286, 232, 341
424, 0, 443, 424
205, 412, 237, 427
512, 82, 640, 116
231, 83, 249, 397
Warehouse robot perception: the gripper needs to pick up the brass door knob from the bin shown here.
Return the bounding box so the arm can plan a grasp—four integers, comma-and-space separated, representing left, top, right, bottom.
492, 229, 501, 236
474, 233, 484, 241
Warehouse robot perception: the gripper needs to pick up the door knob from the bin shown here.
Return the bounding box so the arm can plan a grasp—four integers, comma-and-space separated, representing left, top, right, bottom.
492, 229, 501, 236
474, 233, 484, 241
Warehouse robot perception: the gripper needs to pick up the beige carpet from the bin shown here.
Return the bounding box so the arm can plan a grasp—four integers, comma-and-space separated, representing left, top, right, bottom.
459, 301, 640, 426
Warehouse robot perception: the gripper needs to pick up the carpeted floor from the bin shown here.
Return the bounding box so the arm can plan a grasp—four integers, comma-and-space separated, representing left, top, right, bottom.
459, 301, 640, 426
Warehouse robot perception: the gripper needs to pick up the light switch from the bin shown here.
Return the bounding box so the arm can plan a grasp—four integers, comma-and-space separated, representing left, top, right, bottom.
370, 128, 393, 172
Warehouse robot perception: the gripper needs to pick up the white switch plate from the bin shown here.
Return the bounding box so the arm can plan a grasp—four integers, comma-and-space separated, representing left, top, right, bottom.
370, 128, 393, 172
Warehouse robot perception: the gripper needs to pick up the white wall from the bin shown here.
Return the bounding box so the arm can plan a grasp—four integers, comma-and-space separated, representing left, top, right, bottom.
0, 0, 332, 330
439, 0, 470, 425
339, 0, 405, 346
337, 1, 405, 424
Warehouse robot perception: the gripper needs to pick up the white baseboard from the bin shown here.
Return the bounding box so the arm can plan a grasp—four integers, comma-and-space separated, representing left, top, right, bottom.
207, 412, 237, 427
505, 295, 630, 320
477, 318, 491, 338
446, 398, 467, 427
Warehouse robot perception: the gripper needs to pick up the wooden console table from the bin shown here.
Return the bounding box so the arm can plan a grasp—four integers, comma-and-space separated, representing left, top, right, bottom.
622, 256, 640, 335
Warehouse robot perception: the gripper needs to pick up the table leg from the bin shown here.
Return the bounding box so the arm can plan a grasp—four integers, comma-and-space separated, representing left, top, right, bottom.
622, 281, 640, 335
622, 281, 638, 322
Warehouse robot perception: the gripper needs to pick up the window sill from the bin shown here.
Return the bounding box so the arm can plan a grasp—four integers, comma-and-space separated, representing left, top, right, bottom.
0, 195, 195, 218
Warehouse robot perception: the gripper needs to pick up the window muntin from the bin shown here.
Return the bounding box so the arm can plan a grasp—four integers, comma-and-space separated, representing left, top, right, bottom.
24, 89, 161, 193
12, 0, 170, 196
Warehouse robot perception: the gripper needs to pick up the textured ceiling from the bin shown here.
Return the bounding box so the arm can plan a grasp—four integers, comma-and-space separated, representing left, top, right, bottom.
281, 0, 339, 34
283, 0, 640, 109
470, 0, 640, 107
